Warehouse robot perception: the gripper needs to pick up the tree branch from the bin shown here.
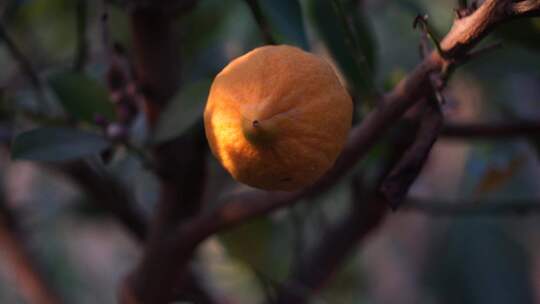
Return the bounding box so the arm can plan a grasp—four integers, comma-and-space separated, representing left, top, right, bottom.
512, 0, 540, 16
173, 0, 540, 241
121, 3, 212, 303
0, 20, 45, 105
274, 181, 387, 304
121, 0, 540, 303
380, 101, 443, 209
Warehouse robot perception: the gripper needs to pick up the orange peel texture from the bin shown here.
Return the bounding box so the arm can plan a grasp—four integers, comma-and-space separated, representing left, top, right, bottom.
204, 45, 353, 191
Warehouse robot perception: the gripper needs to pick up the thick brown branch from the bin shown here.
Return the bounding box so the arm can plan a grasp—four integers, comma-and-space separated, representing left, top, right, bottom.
123, 5, 211, 303
512, 0, 540, 16
130, 7, 181, 124
380, 102, 443, 208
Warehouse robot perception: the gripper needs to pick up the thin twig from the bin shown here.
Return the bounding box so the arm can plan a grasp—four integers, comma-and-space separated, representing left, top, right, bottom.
0, 20, 46, 106
244, 0, 277, 45
73, 0, 88, 71
414, 14, 445, 57
379, 100, 443, 209
101, 0, 111, 57
331, 0, 374, 88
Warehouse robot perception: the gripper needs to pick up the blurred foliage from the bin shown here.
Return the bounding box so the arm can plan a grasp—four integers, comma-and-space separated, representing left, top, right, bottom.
257, 0, 309, 49
0, 0, 539, 303
428, 219, 534, 304
220, 216, 291, 281
153, 79, 211, 143
304, 0, 377, 99
48, 72, 116, 123
11, 127, 110, 162
495, 19, 540, 52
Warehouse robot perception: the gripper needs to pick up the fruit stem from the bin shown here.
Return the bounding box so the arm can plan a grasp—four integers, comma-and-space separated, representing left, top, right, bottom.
242, 118, 274, 145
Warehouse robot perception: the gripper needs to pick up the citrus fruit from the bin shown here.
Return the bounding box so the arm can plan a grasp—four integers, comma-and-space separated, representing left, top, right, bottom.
204, 45, 353, 191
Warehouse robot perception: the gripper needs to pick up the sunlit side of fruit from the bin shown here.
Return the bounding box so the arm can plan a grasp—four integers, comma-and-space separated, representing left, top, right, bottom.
204, 45, 353, 191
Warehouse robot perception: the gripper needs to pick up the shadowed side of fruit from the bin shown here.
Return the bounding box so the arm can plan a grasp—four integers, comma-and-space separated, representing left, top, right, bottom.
204, 45, 353, 191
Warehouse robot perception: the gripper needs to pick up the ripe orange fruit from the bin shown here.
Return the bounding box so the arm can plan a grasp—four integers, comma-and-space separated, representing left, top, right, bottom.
204, 45, 353, 191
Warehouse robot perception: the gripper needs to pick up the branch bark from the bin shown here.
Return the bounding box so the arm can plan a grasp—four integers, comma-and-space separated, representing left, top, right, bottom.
0, 20, 46, 105
121, 4, 211, 303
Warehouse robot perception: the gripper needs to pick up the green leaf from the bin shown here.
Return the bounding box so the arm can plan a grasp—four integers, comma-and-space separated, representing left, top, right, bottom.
48, 72, 116, 123
304, 0, 377, 97
153, 79, 212, 143
11, 127, 111, 162
220, 217, 291, 280
257, 0, 309, 49
16, 0, 77, 62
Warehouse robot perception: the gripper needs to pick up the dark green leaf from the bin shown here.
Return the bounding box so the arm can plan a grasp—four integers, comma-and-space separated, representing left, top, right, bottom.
220, 217, 291, 280
257, 0, 309, 49
11, 127, 111, 162
304, 0, 376, 97
495, 19, 540, 51
153, 80, 211, 143
48, 72, 116, 123
428, 219, 534, 304
15, 0, 77, 61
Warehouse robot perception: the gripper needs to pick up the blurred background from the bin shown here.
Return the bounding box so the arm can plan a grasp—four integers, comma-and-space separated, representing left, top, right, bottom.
0, 0, 540, 303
